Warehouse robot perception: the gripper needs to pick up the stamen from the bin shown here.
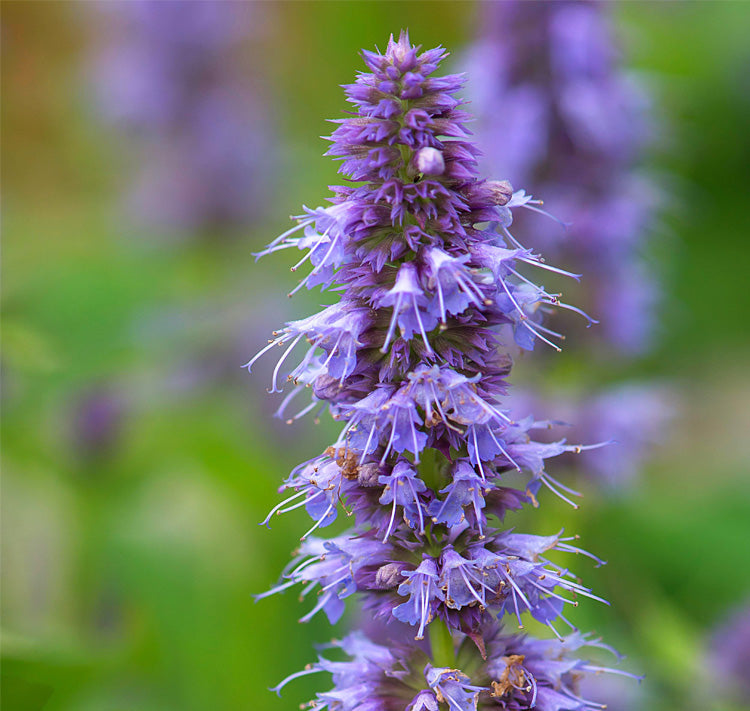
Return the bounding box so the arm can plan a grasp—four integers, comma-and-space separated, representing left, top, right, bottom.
276, 384, 305, 419
540, 473, 580, 508
254, 218, 313, 259
522, 320, 563, 352
380, 417, 399, 464
502, 226, 526, 250
299, 591, 334, 622
359, 423, 379, 464
411, 294, 434, 354
244, 333, 288, 372
270, 334, 304, 393
260, 489, 308, 527
436, 279, 447, 323
519, 255, 581, 280
381, 293, 403, 353
520, 201, 571, 229
300, 500, 336, 540
485, 426, 522, 472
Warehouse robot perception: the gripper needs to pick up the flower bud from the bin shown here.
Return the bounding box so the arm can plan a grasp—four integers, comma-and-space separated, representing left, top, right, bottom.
462, 179, 514, 210
358, 462, 383, 487
486, 179, 514, 206
374, 562, 407, 589
415, 147, 445, 176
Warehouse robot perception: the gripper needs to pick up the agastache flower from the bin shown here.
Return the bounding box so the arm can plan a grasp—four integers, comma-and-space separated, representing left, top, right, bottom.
272, 624, 636, 711
394, 556, 445, 640
379, 459, 428, 539
427, 461, 487, 532
379, 262, 438, 353
424, 248, 484, 324
251, 32, 633, 710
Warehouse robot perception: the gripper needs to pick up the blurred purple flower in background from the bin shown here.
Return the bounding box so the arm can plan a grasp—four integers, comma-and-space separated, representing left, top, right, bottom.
80, 2, 290, 442
467, 0, 657, 351
571, 383, 672, 488
70, 385, 127, 462
708, 603, 750, 705
90, 0, 275, 237
578, 668, 646, 711
508, 383, 674, 489
465, 0, 671, 489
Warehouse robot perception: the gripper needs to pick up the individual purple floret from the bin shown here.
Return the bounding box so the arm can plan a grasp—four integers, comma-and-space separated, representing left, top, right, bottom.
250, 32, 633, 710
90, 0, 274, 236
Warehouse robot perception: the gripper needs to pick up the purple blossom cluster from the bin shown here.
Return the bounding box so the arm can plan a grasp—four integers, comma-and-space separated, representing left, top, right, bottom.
465, 1, 669, 487
91, 1, 274, 236
250, 33, 634, 710
274, 628, 624, 711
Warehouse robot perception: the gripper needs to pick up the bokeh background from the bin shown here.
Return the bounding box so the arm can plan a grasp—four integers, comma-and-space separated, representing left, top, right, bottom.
2, 2, 750, 710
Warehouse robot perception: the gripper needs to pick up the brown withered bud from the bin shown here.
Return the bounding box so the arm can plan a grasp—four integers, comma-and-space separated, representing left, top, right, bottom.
325, 446, 359, 479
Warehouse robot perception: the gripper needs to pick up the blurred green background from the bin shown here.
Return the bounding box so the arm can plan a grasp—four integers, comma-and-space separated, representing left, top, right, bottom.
2, 2, 749, 710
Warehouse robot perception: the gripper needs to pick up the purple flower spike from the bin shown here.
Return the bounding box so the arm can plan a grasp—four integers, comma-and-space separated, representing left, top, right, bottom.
251, 31, 636, 710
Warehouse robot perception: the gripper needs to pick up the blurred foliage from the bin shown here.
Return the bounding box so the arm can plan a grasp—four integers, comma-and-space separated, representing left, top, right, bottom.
2, 2, 749, 711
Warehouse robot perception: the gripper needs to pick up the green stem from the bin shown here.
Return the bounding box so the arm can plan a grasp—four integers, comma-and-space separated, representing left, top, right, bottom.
418, 446, 448, 493
429, 618, 456, 668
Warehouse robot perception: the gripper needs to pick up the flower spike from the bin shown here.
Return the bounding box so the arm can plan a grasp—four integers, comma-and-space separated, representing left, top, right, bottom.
250, 30, 636, 711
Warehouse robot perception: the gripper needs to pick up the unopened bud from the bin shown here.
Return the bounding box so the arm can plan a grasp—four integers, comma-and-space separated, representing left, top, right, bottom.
313, 374, 343, 402
463, 179, 514, 209
486, 179, 513, 206
357, 462, 382, 487
415, 147, 445, 176
374, 562, 405, 589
